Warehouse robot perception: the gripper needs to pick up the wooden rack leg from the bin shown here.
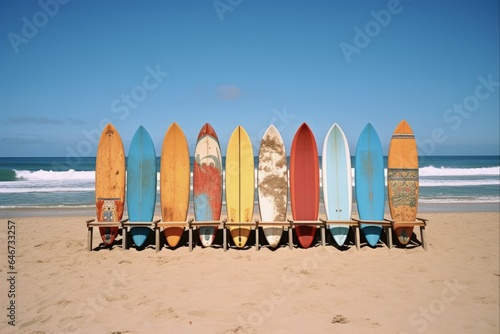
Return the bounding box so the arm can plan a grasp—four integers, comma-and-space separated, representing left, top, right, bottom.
122, 227, 127, 250
387, 227, 393, 249
87, 227, 93, 251
288, 225, 293, 250
155, 227, 160, 253
223, 228, 227, 252
321, 225, 326, 247
421, 226, 427, 251
354, 225, 360, 250
256, 227, 259, 251
189, 227, 193, 252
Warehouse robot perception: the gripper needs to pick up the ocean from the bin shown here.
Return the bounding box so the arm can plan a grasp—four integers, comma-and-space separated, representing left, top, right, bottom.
0, 156, 498, 216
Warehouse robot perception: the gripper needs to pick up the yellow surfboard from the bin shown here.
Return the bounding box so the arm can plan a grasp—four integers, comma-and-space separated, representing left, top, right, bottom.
95, 123, 125, 245
160, 122, 190, 247
226, 126, 254, 248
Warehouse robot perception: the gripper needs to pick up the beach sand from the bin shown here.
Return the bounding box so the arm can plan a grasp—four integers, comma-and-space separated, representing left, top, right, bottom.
0, 211, 498, 333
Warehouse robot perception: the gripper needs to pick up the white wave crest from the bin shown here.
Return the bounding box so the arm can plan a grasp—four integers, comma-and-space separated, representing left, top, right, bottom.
419, 166, 500, 177
0, 187, 95, 194
15, 169, 95, 181
419, 179, 500, 187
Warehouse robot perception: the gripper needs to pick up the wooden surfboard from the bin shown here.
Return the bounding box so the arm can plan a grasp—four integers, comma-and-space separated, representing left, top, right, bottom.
95, 123, 125, 245
355, 123, 385, 247
225, 125, 254, 248
290, 122, 319, 249
388, 120, 419, 245
257, 125, 288, 248
322, 123, 352, 247
193, 123, 223, 247
160, 122, 190, 248
127, 126, 157, 248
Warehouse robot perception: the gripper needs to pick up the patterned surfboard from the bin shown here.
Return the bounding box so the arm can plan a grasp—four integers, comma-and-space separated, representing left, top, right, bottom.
388, 120, 419, 245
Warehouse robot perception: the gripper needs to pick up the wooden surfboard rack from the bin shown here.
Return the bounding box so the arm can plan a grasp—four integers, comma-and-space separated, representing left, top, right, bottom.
87, 216, 428, 252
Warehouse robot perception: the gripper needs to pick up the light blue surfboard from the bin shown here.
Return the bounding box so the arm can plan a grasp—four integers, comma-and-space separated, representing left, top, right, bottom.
322, 123, 352, 247
127, 126, 157, 247
355, 123, 385, 247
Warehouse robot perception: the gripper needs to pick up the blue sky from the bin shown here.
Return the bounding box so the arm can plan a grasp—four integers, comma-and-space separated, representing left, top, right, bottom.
1, 0, 499, 157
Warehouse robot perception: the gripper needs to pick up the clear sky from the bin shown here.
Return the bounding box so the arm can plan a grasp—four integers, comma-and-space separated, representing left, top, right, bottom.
1, 0, 499, 158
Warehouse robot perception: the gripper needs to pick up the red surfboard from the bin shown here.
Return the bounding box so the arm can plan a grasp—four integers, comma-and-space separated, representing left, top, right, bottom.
290, 123, 319, 248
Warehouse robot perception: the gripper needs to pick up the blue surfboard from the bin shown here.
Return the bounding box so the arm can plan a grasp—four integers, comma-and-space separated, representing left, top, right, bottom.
127, 126, 157, 247
355, 123, 385, 247
322, 123, 352, 247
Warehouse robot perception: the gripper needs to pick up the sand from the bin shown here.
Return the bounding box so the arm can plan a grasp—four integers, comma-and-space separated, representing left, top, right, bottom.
0, 211, 498, 333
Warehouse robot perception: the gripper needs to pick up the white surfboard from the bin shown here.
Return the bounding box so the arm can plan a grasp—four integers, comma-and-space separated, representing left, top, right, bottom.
322, 123, 352, 246
257, 125, 288, 248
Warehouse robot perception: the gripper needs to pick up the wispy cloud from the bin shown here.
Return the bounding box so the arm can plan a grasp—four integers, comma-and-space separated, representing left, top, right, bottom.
2, 116, 85, 125
216, 85, 241, 100
0, 135, 44, 146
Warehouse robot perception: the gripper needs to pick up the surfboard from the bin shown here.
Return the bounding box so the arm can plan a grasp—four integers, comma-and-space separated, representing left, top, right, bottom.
257, 125, 288, 248
193, 123, 223, 247
322, 123, 352, 247
160, 122, 190, 248
388, 120, 419, 245
127, 126, 157, 248
355, 123, 385, 247
225, 125, 254, 248
290, 122, 319, 249
95, 123, 125, 245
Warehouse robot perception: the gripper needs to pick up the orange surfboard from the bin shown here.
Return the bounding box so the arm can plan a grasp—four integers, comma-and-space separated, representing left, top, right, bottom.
160, 122, 190, 247
387, 120, 419, 245
95, 123, 125, 245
